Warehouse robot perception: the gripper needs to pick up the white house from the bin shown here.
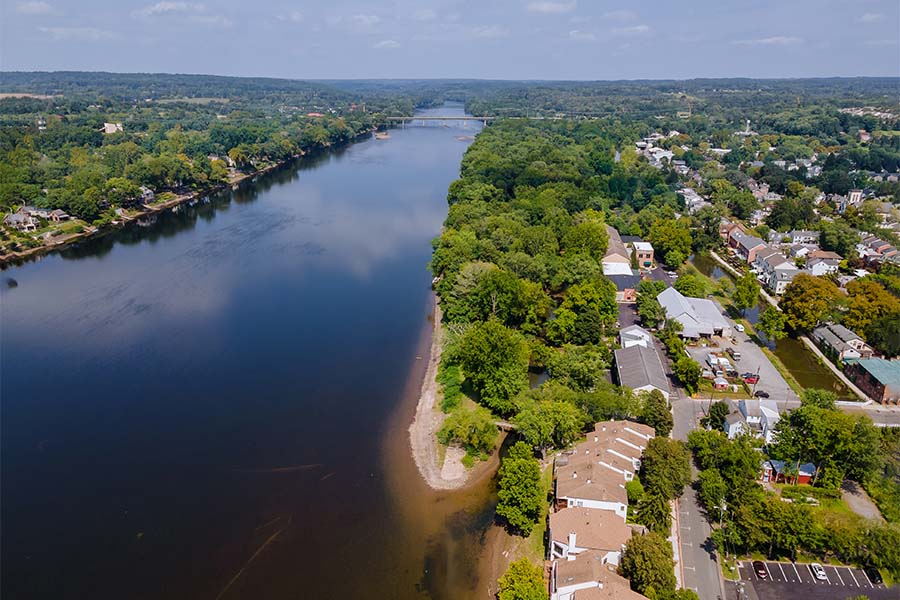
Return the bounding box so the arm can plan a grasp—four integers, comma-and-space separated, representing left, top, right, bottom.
724, 399, 781, 443
551, 551, 646, 600
619, 325, 653, 349
549, 507, 632, 565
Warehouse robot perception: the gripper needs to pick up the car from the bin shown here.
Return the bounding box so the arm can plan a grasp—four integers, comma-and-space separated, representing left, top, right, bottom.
742, 372, 760, 384
809, 562, 828, 581
753, 561, 768, 579
734, 324, 745, 333
864, 566, 883, 585
754, 390, 770, 398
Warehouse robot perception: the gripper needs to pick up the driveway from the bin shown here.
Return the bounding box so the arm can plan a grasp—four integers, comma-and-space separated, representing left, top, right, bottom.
841, 480, 884, 522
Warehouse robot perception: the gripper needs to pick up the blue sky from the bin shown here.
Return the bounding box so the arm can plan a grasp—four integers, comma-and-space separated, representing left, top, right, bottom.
2, 0, 898, 79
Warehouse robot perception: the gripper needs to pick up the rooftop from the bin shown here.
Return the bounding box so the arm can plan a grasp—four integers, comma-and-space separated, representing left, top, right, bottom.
850, 358, 900, 388
614, 345, 670, 396
550, 507, 632, 551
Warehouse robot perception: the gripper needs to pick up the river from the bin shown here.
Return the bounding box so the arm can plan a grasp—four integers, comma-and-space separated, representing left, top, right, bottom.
0, 103, 500, 599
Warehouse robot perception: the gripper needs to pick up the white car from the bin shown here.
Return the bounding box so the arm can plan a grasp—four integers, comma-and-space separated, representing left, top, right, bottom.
809, 562, 828, 581
734, 324, 745, 333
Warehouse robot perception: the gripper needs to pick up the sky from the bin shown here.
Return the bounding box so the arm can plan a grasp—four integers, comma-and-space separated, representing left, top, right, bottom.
1, 0, 898, 80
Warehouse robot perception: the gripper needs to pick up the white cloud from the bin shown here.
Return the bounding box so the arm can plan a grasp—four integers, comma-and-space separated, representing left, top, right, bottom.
734, 36, 803, 46
38, 26, 117, 41
412, 9, 437, 21
188, 14, 231, 27
599, 9, 635, 21
527, 1, 576, 15
467, 25, 509, 39
16, 1, 58, 15
277, 11, 304, 23
374, 39, 400, 49
858, 13, 882, 23
612, 24, 649, 35
351, 14, 380, 28
132, 2, 204, 18
568, 29, 595, 42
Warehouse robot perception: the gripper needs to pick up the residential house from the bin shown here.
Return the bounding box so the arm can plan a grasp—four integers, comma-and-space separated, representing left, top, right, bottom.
848, 189, 863, 205
788, 230, 819, 244
555, 458, 629, 518
3, 210, 38, 232
672, 160, 690, 175
102, 122, 123, 134
139, 186, 155, 203
788, 244, 813, 259
723, 412, 745, 439
550, 551, 647, 600
619, 325, 653, 349
844, 359, 900, 404
601, 225, 631, 276
729, 231, 767, 263
719, 220, 746, 242
657, 287, 733, 339
734, 399, 781, 443
631, 241, 654, 269
761, 460, 816, 485
805, 250, 841, 276
549, 508, 632, 565
607, 271, 641, 303
678, 188, 711, 214
614, 345, 670, 400
756, 248, 799, 295
48, 209, 69, 222
812, 323, 874, 362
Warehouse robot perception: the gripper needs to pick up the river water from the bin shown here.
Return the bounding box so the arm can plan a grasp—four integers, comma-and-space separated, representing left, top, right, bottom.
1, 104, 499, 599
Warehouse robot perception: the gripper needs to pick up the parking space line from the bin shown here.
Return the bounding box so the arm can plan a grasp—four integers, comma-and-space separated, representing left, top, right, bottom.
792, 562, 801, 583
763, 562, 772, 580
833, 566, 844, 585
776, 562, 787, 582
862, 568, 874, 587
845, 567, 858, 587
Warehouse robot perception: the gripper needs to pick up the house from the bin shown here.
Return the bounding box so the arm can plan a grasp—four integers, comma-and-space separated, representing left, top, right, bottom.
619, 325, 653, 349
656, 287, 733, 339
713, 377, 729, 390
48, 209, 69, 222
729, 231, 767, 263
555, 458, 629, 518
614, 345, 670, 400
569, 421, 655, 483
844, 358, 900, 404
761, 460, 816, 485
848, 189, 863, 205
738, 399, 780, 443
788, 244, 813, 259
805, 249, 841, 275
719, 220, 746, 241
602, 225, 631, 273
102, 122, 123, 134
723, 412, 745, 438
549, 508, 633, 565
550, 550, 648, 600
788, 230, 819, 244
631, 241, 654, 269
606, 272, 641, 303
139, 186, 155, 203
755, 249, 799, 295
812, 323, 874, 362
3, 210, 38, 232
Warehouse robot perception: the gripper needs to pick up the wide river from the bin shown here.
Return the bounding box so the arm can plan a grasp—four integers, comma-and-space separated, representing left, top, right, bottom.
1, 104, 499, 599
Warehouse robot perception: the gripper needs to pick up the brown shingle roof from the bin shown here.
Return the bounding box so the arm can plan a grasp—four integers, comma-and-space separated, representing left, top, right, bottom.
556, 551, 647, 599
556, 459, 628, 505
550, 507, 632, 552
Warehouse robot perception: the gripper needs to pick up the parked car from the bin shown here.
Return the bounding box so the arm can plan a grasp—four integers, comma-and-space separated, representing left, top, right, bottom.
726, 347, 741, 361
809, 562, 828, 581
734, 323, 745, 333
754, 390, 770, 398
742, 372, 760, 384
864, 566, 883, 585
753, 561, 767, 579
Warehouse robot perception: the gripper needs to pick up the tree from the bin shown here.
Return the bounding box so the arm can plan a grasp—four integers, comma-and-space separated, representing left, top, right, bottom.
757, 306, 787, 344
561, 219, 608, 259
641, 437, 692, 500
733, 272, 760, 315
637, 491, 672, 533
618, 532, 677, 598
867, 314, 900, 357
779, 274, 841, 332
648, 219, 692, 267
636, 279, 668, 329
498, 558, 547, 600
845, 279, 900, 336
514, 399, 586, 452
673, 357, 701, 395
701, 401, 730, 430
458, 320, 530, 416
496, 443, 544, 536
547, 344, 611, 391
641, 390, 673, 437
674, 274, 705, 298
437, 406, 499, 456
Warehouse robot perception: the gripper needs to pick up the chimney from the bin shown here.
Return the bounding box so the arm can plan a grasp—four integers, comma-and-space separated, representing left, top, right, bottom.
572, 471, 577, 478
568, 531, 577, 554
593, 436, 598, 442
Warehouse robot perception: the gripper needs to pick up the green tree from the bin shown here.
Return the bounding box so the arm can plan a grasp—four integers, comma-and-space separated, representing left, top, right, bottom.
733, 272, 761, 315
496, 443, 544, 536
437, 406, 499, 456
514, 399, 586, 452
641, 437, 692, 500
637, 490, 672, 533
498, 558, 547, 600
780, 274, 841, 332
701, 401, 730, 430
757, 306, 788, 343
641, 390, 673, 437
674, 274, 705, 298
648, 219, 692, 267
673, 357, 701, 395
618, 532, 677, 598
458, 320, 530, 416
561, 219, 608, 259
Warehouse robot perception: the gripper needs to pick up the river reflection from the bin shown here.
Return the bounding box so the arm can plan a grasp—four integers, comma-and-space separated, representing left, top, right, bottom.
1, 104, 497, 599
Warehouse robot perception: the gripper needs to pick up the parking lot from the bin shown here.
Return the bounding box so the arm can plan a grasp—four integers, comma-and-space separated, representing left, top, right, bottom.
736, 560, 895, 600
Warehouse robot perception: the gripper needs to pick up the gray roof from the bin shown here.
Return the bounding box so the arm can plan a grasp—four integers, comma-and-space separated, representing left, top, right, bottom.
614, 345, 670, 396
657, 287, 731, 338
734, 232, 766, 252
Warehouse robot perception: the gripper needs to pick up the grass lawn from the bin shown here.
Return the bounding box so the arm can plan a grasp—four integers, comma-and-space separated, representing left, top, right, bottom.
721, 555, 740, 581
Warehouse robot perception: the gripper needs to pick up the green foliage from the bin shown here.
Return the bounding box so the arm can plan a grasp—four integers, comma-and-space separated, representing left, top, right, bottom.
648, 218, 692, 267
673, 273, 706, 298
546, 344, 611, 391
618, 532, 677, 598
514, 398, 586, 452
626, 478, 645, 504
437, 361, 464, 412
757, 306, 788, 343
641, 390, 674, 437
701, 400, 730, 431
672, 357, 702, 395
636, 279, 668, 329
780, 274, 841, 332
733, 272, 761, 314
641, 437, 692, 501
457, 320, 530, 416
496, 443, 544, 536
437, 405, 498, 457
497, 558, 547, 600
637, 490, 672, 534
